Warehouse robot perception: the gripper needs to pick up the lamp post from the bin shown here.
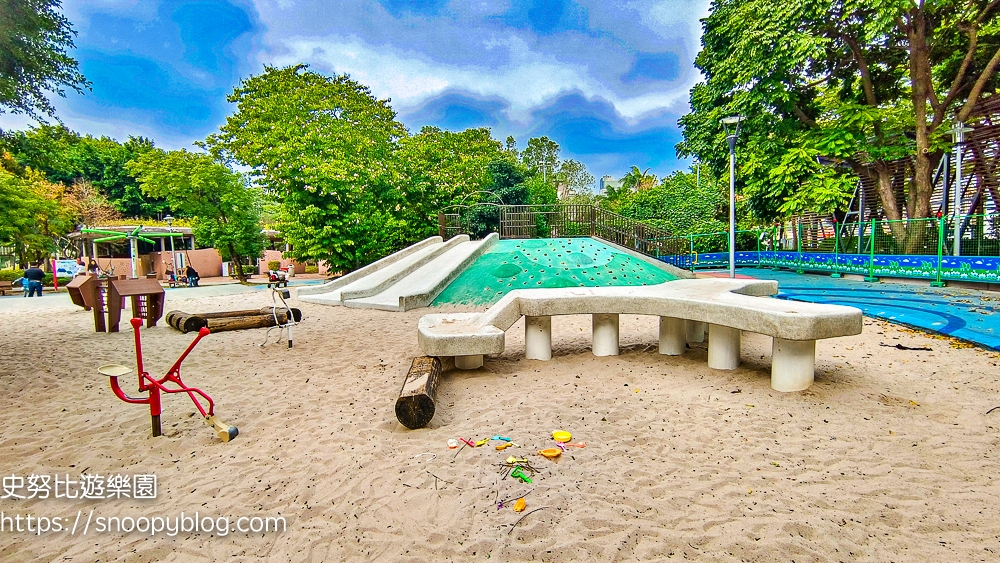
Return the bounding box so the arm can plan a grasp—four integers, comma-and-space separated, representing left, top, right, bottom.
164, 215, 176, 275
721, 115, 743, 278
694, 158, 701, 188
949, 121, 974, 257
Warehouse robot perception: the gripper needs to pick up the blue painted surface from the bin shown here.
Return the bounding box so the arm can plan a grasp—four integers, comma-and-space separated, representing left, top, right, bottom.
738, 268, 1000, 351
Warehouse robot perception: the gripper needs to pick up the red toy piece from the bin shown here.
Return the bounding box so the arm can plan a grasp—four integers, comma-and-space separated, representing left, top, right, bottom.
99, 318, 238, 442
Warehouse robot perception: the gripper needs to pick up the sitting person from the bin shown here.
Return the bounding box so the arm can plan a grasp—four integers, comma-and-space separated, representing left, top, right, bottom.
13, 277, 29, 297
185, 265, 200, 287
87, 259, 101, 275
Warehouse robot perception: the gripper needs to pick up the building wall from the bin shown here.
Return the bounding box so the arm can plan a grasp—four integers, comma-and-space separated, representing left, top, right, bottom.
259, 249, 305, 274
148, 248, 223, 279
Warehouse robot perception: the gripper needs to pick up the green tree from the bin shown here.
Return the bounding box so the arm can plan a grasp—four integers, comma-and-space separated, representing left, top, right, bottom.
0, 0, 89, 124
606, 169, 726, 236
620, 166, 657, 192
205, 65, 407, 271
465, 158, 531, 238
127, 148, 264, 281
520, 136, 560, 182
678, 0, 1000, 229
0, 152, 78, 264
396, 126, 504, 239
5, 125, 163, 217
556, 159, 595, 195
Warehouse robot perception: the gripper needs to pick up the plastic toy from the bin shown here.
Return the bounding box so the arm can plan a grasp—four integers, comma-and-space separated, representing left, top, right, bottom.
510, 467, 532, 484
513, 498, 526, 512
538, 448, 562, 459
447, 439, 458, 449
506, 456, 528, 464
491, 436, 512, 442
475, 438, 490, 447
495, 443, 513, 451
552, 430, 572, 442
98, 318, 238, 442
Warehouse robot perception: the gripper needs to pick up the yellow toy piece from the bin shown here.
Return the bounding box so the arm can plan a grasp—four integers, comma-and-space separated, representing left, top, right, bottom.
496, 443, 512, 451
475, 438, 489, 447
205, 415, 239, 442
552, 430, 572, 442
505, 455, 528, 464
538, 448, 562, 459
513, 498, 526, 512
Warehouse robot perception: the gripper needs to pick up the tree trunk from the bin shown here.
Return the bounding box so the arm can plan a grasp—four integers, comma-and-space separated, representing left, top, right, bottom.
227, 242, 246, 281
395, 356, 442, 429
908, 8, 935, 222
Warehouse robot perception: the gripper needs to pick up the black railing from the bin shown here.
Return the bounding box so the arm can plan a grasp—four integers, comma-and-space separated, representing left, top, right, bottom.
438, 204, 691, 268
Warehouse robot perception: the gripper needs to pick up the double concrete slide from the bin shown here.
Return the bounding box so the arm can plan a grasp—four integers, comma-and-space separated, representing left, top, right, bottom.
296, 234, 499, 312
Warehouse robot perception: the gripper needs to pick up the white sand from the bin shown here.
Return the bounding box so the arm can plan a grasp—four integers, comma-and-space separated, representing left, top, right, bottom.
1, 288, 999, 561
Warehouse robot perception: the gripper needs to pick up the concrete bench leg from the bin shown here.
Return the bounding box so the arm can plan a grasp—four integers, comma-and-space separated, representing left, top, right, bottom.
658, 316, 686, 356
771, 338, 815, 392
707, 325, 740, 370
686, 320, 706, 343
592, 313, 619, 356
525, 315, 552, 360
455, 355, 483, 369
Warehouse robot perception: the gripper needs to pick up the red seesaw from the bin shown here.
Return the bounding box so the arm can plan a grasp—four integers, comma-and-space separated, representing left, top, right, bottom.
98, 318, 239, 442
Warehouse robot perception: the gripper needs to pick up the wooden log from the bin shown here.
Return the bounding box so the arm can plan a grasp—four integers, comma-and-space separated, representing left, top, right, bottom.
166, 310, 207, 333
395, 356, 442, 429
166, 308, 302, 333
204, 308, 302, 332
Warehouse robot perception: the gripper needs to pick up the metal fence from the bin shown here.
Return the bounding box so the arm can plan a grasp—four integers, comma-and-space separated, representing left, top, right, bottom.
438, 204, 691, 267
438, 205, 999, 285
759, 213, 1000, 284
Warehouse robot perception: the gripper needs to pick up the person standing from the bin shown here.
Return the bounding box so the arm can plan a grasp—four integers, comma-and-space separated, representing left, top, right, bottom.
22, 264, 45, 297
185, 264, 199, 287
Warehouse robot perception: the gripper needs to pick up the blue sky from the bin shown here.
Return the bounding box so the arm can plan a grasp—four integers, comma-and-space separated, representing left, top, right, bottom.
1, 0, 711, 188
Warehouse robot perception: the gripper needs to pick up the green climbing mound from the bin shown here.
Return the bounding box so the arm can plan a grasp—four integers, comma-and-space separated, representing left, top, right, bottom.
432, 237, 678, 307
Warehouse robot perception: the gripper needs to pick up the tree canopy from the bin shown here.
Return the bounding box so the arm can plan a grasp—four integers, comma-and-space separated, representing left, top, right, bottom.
127, 148, 264, 280
678, 0, 1000, 224
5, 125, 164, 217
205, 65, 408, 271
0, 0, 89, 123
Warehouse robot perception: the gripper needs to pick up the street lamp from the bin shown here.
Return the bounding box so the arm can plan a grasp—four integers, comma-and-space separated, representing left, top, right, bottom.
721, 115, 743, 279
164, 215, 176, 275
949, 121, 974, 257
693, 157, 700, 188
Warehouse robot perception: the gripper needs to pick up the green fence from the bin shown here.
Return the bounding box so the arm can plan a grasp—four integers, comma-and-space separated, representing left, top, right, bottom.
757, 213, 1000, 285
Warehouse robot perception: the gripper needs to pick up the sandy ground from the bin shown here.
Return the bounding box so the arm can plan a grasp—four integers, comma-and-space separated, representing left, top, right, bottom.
1, 287, 1000, 562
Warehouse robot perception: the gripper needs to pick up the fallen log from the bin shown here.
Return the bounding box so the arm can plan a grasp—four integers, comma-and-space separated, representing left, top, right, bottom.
166, 307, 302, 333
395, 356, 443, 429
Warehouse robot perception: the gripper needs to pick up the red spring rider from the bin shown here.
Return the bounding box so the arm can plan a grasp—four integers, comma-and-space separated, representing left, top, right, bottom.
99, 318, 238, 442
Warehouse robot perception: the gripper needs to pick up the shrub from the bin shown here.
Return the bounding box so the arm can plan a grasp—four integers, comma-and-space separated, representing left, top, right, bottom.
304, 265, 319, 274
267, 260, 281, 271
0, 270, 55, 286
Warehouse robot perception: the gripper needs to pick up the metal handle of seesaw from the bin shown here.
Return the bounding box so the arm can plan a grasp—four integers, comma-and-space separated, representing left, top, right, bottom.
112, 319, 237, 441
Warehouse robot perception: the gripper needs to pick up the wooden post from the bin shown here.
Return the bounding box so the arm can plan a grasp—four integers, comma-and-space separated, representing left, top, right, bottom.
438, 212, 446, 239
395, 356, 442, 429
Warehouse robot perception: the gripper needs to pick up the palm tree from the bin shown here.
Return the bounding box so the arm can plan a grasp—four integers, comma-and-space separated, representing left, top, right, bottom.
620, 166, 657, 191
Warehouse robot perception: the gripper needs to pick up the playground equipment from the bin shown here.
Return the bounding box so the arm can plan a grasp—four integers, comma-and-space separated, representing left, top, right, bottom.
82, 226, 185, 279
98, 318, 238, 442
166, 288, 300, 348
68, 275, 165, 332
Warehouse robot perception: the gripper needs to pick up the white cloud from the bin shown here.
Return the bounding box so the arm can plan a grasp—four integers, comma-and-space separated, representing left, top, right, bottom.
266, 35, 693, 123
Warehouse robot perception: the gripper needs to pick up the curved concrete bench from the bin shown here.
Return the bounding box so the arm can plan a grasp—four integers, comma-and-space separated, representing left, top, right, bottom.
417, 278, 863, 392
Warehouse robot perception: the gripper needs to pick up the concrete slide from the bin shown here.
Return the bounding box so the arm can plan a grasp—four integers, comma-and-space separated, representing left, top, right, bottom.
297, 233, 498, 311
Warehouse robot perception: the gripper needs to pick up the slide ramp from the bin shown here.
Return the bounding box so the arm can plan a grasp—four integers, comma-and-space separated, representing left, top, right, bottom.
347, 233, 498, 311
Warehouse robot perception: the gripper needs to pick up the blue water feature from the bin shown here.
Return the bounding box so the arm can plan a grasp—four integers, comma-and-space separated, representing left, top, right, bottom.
738, 268, 1000, 351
